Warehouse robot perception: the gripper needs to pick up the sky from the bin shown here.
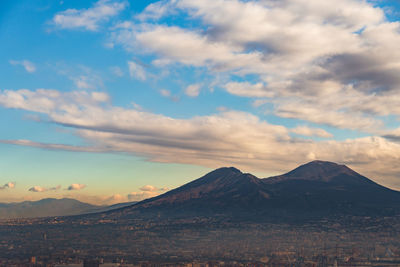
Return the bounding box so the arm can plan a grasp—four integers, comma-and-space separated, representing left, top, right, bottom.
1, 0, 400, 205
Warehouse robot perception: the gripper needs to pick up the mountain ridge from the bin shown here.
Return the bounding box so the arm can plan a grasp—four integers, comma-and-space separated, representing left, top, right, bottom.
0, 198, 137, 219
103, 160, 400, 220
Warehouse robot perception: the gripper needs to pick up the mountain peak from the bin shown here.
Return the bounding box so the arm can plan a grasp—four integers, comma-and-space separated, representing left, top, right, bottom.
105, 161, 400, 220
212, 167, 242, 174
289, 160, 353, 177
265, 160, 359, 183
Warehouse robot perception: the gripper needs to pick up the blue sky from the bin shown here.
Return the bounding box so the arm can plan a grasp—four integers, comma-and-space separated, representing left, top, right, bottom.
1, 0, 400, 204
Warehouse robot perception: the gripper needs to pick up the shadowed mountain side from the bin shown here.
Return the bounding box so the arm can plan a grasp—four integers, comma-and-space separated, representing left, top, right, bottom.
261, 161, 400, 213
101, 161, 400, 221
104, 167, 273, 219
0, 198, 99, 219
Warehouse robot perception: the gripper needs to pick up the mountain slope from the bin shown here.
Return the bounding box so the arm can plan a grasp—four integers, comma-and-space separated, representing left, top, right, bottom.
107, 161, 400, 220
261, 161, 400, 214
135, 167, 270, 213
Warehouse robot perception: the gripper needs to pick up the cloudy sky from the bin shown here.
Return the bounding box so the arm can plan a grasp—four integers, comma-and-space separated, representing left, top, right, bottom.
1, 0, 400, 204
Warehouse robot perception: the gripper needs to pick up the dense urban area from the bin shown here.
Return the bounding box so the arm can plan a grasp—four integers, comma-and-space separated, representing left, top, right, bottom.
1, 216, 400, 266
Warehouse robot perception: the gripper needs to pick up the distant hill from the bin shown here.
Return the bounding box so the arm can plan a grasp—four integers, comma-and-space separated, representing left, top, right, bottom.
0, 198, 137, 219
103, 161, 400, 221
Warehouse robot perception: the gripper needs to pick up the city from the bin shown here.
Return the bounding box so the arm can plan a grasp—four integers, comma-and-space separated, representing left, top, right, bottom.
1, 215, 400, 266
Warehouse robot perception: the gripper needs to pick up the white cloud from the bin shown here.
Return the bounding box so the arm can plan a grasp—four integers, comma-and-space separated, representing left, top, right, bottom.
9, 60, 36, 73
136, 0, 177, 21
112, 24, 267, 73
225, 82, 274, 98
53, 0, 127, 31
291, 126, 333, 138
0, 182, 16, 190
67, 184, 86, 191
28, 185, 61, 192
128, 61, 146, 81
108, 0, 400, 133
185, 84, 201, 97
274, 98, 384, 132
91, 92, 110, 102
72, 75, 98, 89
1, 88, 400, 188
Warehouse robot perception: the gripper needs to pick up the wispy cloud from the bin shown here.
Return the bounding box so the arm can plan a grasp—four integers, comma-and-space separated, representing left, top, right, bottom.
136, 0, 177, 21
225, 82, 274, 98
9, 60, 36, 73
110, 66, 124, 77
53, 0, 127, 31
139, 185, 158, 192
28, 185, 61, 192
127, 61, 146, 81
185, 84, 201, 97
160, 89, 171, 97
291, 126, 333, 139
56, 64, 104, 90
128, 185, 169, 201
159, 89, 180, 102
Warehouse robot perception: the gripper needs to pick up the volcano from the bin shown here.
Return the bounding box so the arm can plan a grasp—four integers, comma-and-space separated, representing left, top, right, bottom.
104, 161, 400, 220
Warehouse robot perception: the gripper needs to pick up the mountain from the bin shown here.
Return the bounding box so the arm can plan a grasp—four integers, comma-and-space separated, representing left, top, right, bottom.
262, 160, 400, 214
0, 198, 138, 219
105, 161, 400, 220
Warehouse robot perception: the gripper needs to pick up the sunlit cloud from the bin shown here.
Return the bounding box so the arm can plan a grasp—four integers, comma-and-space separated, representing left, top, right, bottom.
52, 0, 127, 31
0, 182, 16, 190
109, 0, 400, 134
28, 185, 61, 193
128, 61, 146, 81
291, 126, 333, 139
67, 184, 86, 191
1, 88, 400, 188
140, 185, 158, 192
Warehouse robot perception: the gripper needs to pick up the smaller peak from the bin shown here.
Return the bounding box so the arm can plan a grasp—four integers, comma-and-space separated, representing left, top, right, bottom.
213, 167, 242, 174
272, 160, 357, 182
306, 160, 341, 166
